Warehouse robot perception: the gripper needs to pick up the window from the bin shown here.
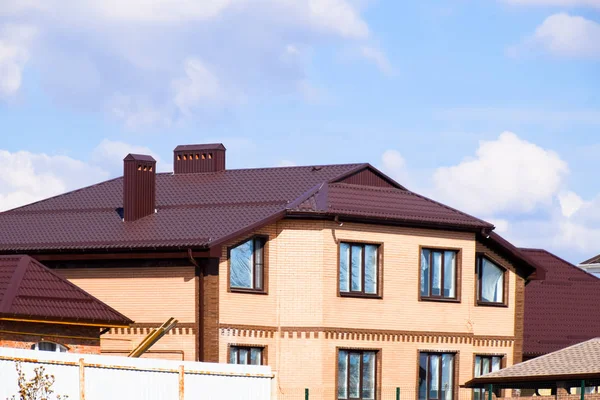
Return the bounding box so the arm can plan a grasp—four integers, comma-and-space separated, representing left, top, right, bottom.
337, 350, 377, 400
420, 249, 458, 300
473, 356, 502, 400
477, 256, 505, 305
229, 236, 266, 291
229, 346, 263, 365
339, 243, 379, 296
31, 342, 68, 353
419, 352, 455, 400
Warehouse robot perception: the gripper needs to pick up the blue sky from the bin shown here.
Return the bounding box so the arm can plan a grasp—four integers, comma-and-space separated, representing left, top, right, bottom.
0, 0, 599, 263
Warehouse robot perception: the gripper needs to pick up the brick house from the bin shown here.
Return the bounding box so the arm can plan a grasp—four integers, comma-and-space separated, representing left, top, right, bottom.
0, 255, 132, 353
0, 144, 544, 399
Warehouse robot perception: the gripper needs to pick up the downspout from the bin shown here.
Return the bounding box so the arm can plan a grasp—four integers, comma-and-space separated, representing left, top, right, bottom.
188, 248, 204, 362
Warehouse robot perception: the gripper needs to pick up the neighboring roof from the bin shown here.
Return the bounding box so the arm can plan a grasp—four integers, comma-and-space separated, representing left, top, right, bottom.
124, 154, 156, 162
465, 338, 600, 388
0, 255, 132, 326
521, 248, 600, 357
0, 163, 494, 253
580, 254, 600, 265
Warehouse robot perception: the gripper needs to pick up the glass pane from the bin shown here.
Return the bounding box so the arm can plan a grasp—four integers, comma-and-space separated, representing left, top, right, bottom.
229, 348, 238, 364
421, 250, 430, 297
481, 258, 504, 302
349, 353, 361, 398
474, 389, 482, 400
254, 239, 264, 290
482, 357, 490, 375
365, 245, 378, 294
419, 353, 428, 400
474, 356, 482, 377
443, 251, 456, 298
340, 243, 350, 292
432, 252, 442, 296
430, 355, 440, 400
362, 352, 376, 400
441, 354, 454, 400
250, 348, 262, 365
238, 348, 249, 365
492, 357, 501, 372
37, 342, 57, 352
351, 246, 363, 292
338, 351, 348, 399
230, 239, 254, 288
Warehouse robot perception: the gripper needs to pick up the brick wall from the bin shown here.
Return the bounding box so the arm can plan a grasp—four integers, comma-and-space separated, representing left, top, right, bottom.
0, 321, 100, 354
218, 219, 524, 398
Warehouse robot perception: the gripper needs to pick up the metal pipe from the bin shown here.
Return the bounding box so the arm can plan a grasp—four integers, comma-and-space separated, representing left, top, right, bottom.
581, 380, 585, 400
488, 384, 493, 400
396, 387, 400, 400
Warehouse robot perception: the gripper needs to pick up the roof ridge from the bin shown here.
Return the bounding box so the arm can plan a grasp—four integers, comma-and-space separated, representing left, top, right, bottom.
404, 191, 493, 228
522, 247, 600, 281
329, 163, 407, 190
0, 176, 122, 214
0, 256, 30, 313
225, 163, 363, 173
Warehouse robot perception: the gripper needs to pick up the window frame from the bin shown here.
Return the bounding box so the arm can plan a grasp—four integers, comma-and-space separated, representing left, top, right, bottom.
473, 354, 505, 399
475, 253, 508, 307
418, 246, 461, 303
417, 351, 458, 400
227, 344, 266, 365
336, 347, 381, 400
31, 341, 69, 353
338, 241, 383, 298
227, 235, 268, 294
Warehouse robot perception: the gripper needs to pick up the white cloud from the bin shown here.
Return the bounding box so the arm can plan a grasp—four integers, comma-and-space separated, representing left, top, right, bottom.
0, 150, 109, 211
360, 46, 396, 76
504, 0, 600, 7
487, 218, 510, 234
0, 0, 380, 123
0, 24, 36, 98
558, 191, 585, 217
90, 139, 169, 174
511, 13, 600, 58
380, 149, 409, 185
433, 131, 569, 215
278, 160, 297, 167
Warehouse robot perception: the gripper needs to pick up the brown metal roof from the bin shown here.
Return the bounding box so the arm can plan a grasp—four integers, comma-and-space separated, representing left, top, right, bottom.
522, 248, 600, 357
580, 253, 600, 265
0, 162, 508, 255
124, 154, 156, 162
0, 255, 132, 326
465, 338, 600, 388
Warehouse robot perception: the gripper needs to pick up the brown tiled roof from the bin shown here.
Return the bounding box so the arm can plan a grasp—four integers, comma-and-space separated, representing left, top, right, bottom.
521, 248, 600, 357
0, 164, 495, 253
465, 338, 600, 387
0, 255, 132, 326
174, 143, 226, 151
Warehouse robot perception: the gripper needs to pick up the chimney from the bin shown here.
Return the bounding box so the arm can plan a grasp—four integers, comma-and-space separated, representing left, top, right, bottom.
173, 143, 226, 174
123, 154, 156, 222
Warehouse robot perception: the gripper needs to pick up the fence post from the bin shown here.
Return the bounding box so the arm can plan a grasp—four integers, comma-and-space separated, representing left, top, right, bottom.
581, 380, 585, 400
78, 358, 85, 400
396, 387, 400, 400
179, 365, 185, 400
305, 388, 309, 400
488, 384, 493, 400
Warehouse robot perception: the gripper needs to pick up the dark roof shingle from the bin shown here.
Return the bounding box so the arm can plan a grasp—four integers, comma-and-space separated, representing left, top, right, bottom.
0, 255, 132, 326
522, 248, 600, 356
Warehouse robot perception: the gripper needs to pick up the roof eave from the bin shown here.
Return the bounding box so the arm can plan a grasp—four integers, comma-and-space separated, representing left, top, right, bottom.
464, 372, 600, 388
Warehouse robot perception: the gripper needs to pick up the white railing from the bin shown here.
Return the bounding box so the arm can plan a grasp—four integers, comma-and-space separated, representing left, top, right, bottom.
0, 347, 272, 400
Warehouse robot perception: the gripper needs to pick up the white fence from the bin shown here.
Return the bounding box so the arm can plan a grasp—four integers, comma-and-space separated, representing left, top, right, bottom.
0, 347, 272, 400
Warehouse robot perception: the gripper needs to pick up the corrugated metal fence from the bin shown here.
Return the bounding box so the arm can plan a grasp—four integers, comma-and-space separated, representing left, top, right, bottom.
0, 347, 272, 400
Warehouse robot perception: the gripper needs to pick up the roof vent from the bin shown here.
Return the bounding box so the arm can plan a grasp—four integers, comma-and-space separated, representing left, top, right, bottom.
123, 154, 156, 222
173, 143, 226, 174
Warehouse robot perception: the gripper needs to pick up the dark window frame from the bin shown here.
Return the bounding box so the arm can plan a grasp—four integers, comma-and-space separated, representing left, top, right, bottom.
336, 348, 380, 400
476, 254, 508, 307
227, 345, 266, 365
473, 355, 504, 399
227, 235, 268, 294
419, 247, 461, 302
338, 241, 383, 298
418, 351, 457, 400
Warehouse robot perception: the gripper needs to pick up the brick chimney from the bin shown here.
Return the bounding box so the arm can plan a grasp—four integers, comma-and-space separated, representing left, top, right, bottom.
173, 144, 226, 174
123, 154, 156, 222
